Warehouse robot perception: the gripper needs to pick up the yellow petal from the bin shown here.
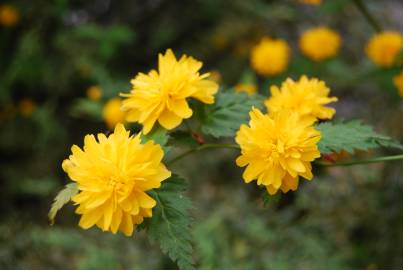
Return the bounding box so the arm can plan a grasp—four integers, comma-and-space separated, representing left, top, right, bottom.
171, 99, 193, 118
158, 109, 183, 130
266, 185, 278, 195
102, 200, 114, 231
287, 158, 306, 173
78, 208, 104, 229
138, 192, 156, 208
84, 191, 112, 209
120, 213, 134, 236
110, 208, 123, 234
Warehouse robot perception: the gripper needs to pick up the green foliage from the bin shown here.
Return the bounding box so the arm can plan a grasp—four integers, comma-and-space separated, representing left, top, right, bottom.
169, 131, 200, 149
201, 91, 265, 138
68, 23, 135, 61
317, 120, 403, 154
14, 177, 58, 197
145, 175, 195, 270
261, 190, 281, 207
70, 99, 103, 121
239, 68, 257, 85
48, 183, 78, 225
141, 125, 169, 146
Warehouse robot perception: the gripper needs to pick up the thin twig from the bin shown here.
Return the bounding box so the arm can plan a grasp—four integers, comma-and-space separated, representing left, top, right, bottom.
352, 0, 382, 32
315, 154, 403, 167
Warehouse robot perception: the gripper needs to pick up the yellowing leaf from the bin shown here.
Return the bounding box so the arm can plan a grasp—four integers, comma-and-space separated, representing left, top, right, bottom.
48, 183, 78, 225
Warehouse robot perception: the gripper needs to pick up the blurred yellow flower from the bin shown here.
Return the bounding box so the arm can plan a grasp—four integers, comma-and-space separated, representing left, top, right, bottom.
121, 49, 218, 134
299, 0, 321, 5
18, 99, 36, 117
366, 31, 403, 67
265, 76, 337, 123
393, 71, 403, 97
250, 37, 290, 76
366, 263, 378, 270
235, 108, 321, 195
209, 70, 222, 83
62, 124, 171, 236
299, 27, 341, 61
234, 83, 257, 95
86, 85, 102, 101
103, 98, 125, 129
0, 5, 19, 27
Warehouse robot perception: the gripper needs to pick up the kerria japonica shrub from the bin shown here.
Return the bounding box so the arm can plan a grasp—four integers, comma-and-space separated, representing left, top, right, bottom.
50, 44, 403, 270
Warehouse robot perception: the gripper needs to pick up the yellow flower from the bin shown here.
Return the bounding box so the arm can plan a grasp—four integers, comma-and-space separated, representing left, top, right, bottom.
62, 124, 171, 236
0, 5, 19, 27
236, 108, 321, 195
265, 76, 338, 123
235, 83, 257, 95
299, 0, 321, 5
366, 31, 403, 67
121, 49, 219, 134
393, 71, 403, 97
86, 85, 102, 101
299, 27, 341, 61
18, 98, 36, 117
250, 37, 290, 76
103, 98, 125, 129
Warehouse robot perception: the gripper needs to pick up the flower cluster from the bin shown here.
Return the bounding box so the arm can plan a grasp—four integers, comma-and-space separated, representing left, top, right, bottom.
62, 49, 219, 235
121, 49, 218, 134
250, 28, 341, 76
236, 76, 337, 195
62, 124, 171, 236
299, 27, 341, 61
60, 45, 341, 237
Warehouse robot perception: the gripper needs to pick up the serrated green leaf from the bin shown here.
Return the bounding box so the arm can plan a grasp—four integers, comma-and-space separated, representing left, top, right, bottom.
146, 175, 195, 270
201, 91, 265, 138
48, 183, 78, 225
317, 120, 403, 154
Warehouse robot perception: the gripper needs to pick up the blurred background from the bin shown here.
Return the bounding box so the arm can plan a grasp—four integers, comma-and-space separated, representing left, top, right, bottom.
1, 0, 402, 269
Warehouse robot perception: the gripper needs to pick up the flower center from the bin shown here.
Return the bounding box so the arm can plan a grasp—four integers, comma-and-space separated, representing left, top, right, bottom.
108, 175, 125, 190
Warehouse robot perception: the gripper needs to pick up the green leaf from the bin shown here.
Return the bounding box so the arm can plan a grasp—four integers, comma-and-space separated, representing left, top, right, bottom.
261, 189, 281, 207
74, 24, 135, 61
169, 131, 200, 149
48, 183, 78, 225
317, 120, 403, 154
141, 125, 169, 146
146, 175, 195, 270
239, 68, 257, 85
201, 91, 265, 138
70, 98, 103, 121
